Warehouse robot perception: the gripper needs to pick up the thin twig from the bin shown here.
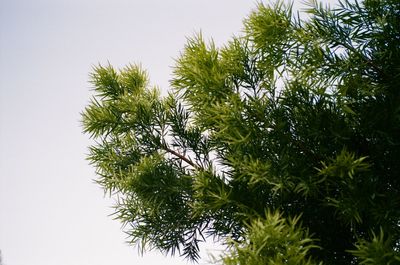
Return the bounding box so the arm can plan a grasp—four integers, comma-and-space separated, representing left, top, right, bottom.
164, 146, 200, 170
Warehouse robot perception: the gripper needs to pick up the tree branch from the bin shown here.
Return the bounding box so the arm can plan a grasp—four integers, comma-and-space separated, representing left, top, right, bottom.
164, 146, 200, 169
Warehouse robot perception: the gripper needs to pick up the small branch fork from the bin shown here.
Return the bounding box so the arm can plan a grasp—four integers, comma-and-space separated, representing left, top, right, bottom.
164, 146, 200, 170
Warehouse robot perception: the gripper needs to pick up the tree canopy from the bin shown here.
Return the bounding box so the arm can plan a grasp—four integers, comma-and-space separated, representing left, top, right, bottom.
82, 0, 400, 264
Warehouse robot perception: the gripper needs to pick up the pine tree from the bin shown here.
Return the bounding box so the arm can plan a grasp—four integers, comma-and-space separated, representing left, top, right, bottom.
82, 1, 400, 264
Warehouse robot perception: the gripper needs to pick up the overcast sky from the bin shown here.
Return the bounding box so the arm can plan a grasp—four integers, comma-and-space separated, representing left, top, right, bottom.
0, 1, 337, 265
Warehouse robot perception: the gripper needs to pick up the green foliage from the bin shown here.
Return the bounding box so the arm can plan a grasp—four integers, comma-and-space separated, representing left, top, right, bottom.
349, 229, 400, 265
82, 0, 400, 264
221, 211, 321, 265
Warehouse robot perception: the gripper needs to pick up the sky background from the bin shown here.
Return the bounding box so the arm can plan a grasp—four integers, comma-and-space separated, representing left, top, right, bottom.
0, 1, 337, 264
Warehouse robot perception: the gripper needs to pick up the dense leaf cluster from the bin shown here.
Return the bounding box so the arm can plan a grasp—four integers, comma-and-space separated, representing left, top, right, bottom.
82, 1, 400, 264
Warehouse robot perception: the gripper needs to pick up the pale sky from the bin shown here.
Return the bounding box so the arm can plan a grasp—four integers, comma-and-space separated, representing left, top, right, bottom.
0, 1, 337, 265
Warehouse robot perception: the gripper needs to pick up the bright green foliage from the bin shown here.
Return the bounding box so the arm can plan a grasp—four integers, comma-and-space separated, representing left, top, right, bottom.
82, 0, 400, 264
221, 211, 320, 265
